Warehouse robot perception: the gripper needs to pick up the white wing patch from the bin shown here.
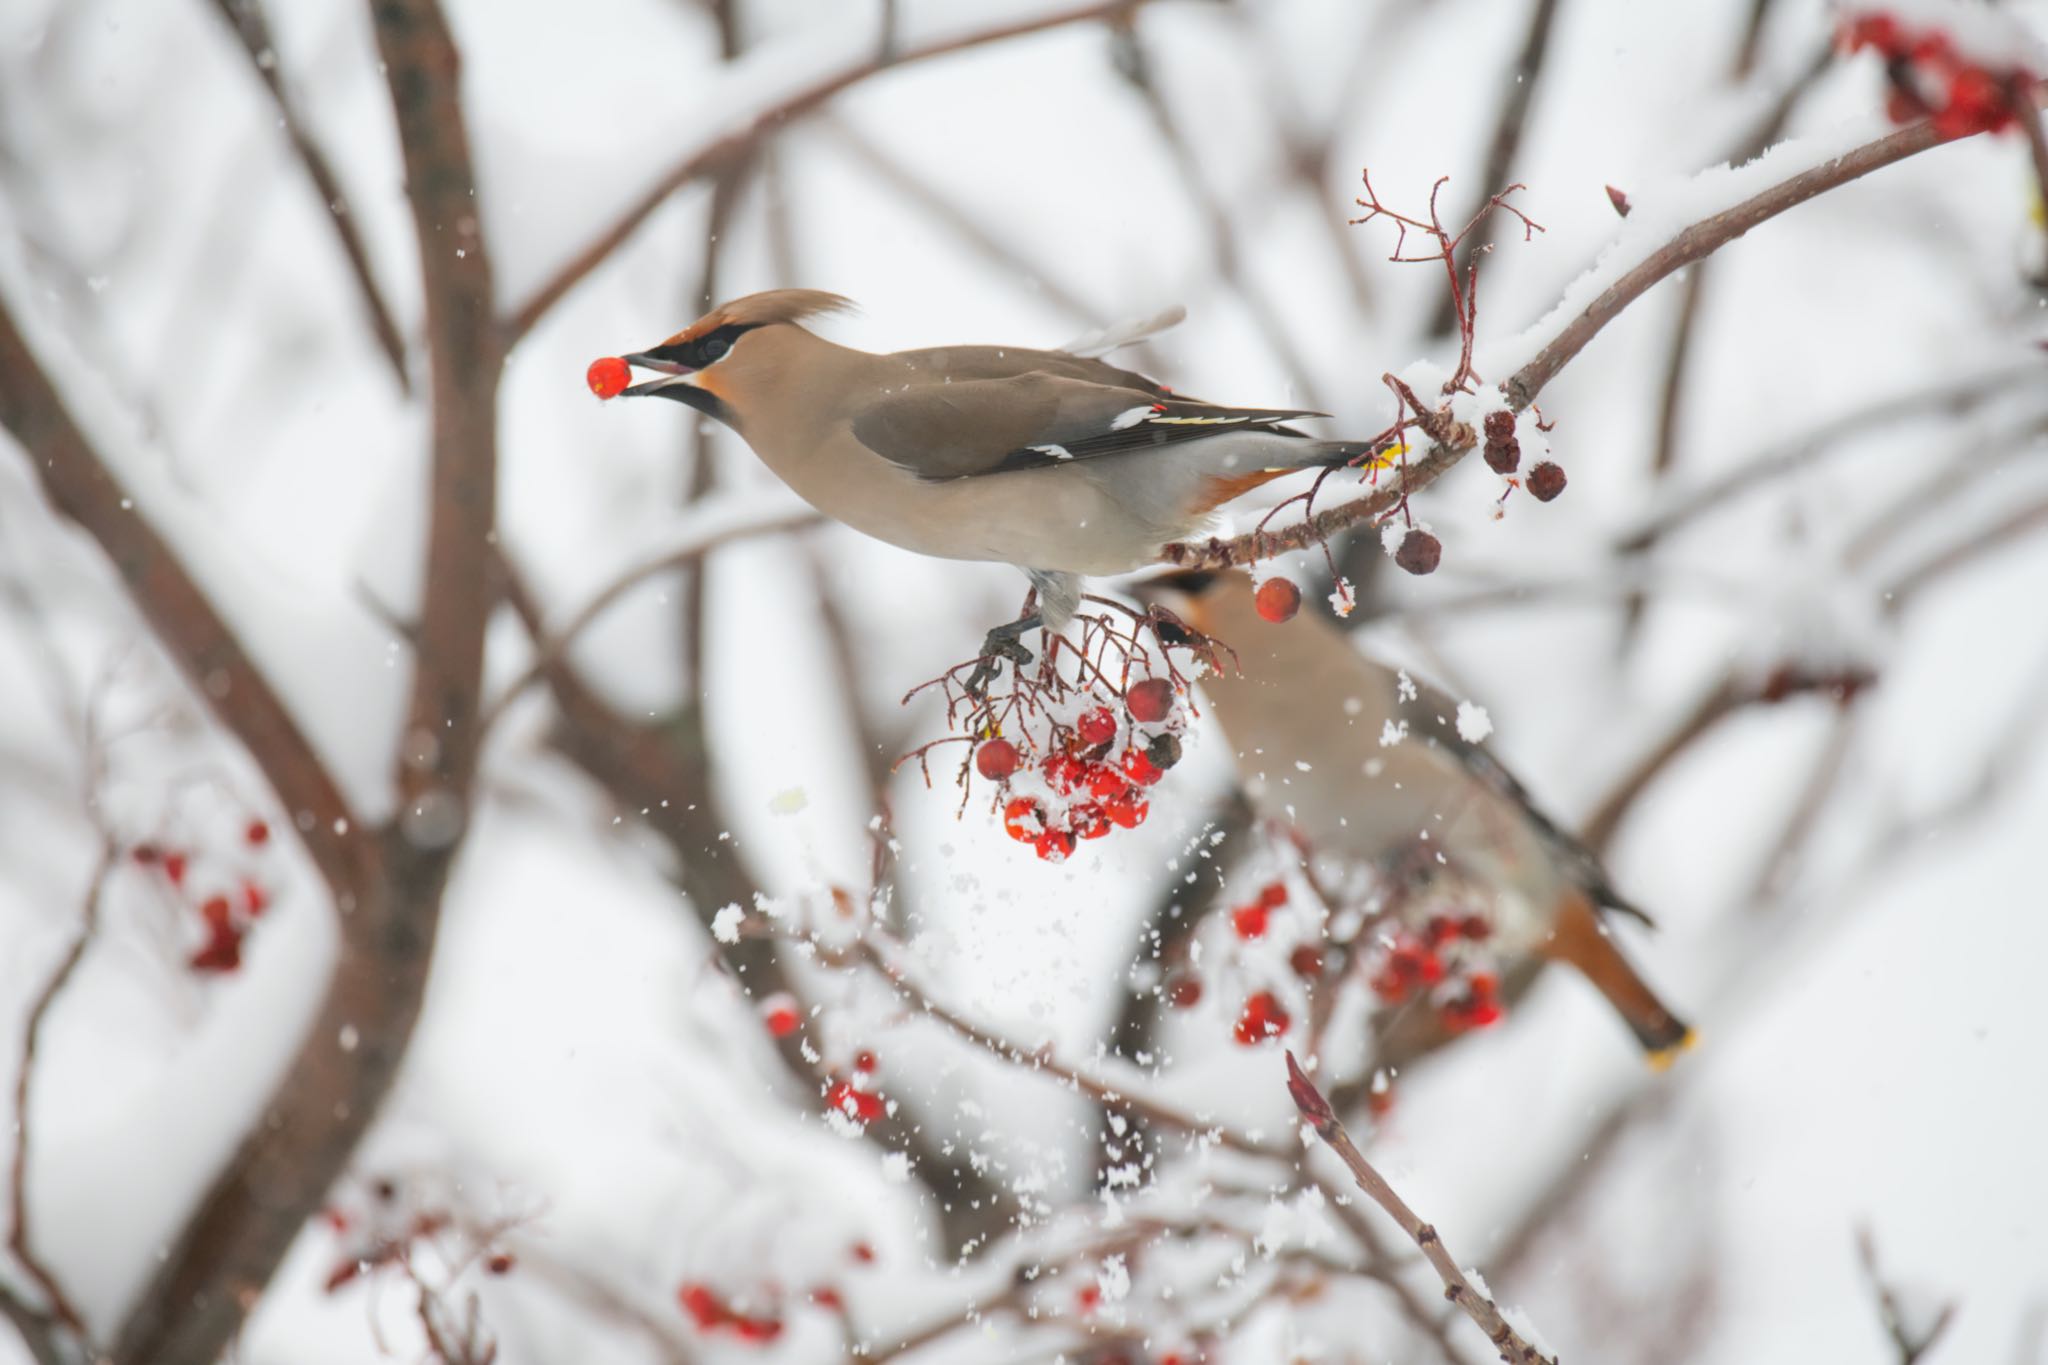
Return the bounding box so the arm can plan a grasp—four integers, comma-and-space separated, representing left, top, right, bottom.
1110, 405, 1154, 430
1029, 443, 1075, 460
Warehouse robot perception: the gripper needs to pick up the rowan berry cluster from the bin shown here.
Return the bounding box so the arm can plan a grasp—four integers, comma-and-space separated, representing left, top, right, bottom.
1842, 11, 2040, 137
131, 815, 278, 975
1365, 911, 1505, 1034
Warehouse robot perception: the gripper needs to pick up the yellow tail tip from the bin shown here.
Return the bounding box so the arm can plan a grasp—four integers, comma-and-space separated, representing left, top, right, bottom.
1647, 1029, 1699, 1072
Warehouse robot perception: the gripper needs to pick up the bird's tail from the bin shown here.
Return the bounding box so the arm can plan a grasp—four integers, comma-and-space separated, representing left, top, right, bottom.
1541, 889, 1696, 1067
1276, 439, 1398, 471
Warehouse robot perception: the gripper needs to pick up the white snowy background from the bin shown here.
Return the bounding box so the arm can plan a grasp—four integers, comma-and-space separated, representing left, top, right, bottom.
2, 0, 2046, 1362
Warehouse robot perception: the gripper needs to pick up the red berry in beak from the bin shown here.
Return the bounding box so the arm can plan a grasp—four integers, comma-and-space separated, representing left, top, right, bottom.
586, 355, 632, 399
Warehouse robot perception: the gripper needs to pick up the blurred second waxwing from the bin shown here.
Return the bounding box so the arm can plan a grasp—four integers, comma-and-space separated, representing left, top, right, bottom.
1140, 570, 1693, 1064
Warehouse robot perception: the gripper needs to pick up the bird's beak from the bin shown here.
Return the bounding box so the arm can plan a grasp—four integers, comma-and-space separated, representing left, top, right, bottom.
619, 350, 699, 398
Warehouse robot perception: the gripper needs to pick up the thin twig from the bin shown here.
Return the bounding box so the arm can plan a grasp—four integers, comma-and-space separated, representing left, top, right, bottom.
501, 0, 1153, 342
1285, 1053, 1558, 1364
6, 850, 114, 1343
1857, 1226, 1958, 1365
204, 0, 411, 392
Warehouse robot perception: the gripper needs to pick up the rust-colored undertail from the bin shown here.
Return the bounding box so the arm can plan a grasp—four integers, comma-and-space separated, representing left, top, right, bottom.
1542, 889, 1695, 1067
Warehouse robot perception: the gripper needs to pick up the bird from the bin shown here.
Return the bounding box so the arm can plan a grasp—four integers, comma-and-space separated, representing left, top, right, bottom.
1135, 569, 1694, 1065
613, 290, 1375, 656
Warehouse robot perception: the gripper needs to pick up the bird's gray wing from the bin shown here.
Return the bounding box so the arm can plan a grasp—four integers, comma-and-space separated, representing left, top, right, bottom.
849, 372, 1327, 482
1056, 305, 1187, 358
1399, 679, 1655, 926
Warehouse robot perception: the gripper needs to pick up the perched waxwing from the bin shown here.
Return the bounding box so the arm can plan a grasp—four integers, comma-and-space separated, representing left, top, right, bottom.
1138, 570, 1694, 1065
615, 291, 1374, 632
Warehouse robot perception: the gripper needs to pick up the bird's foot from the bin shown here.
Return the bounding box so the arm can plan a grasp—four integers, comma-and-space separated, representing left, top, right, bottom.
964, 613, 1041, 698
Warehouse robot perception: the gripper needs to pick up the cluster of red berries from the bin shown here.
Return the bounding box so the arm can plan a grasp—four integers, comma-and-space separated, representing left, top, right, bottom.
132, 816, 276, 975
1233, 989, 1292, 1045
824, 1049, 885, 1125
1482, 409, 1567, 502
1366, 913, 1504, 1034
1843, 11, 2039, 138
980, 678, 1184, 862
679, 1283, 784, 1343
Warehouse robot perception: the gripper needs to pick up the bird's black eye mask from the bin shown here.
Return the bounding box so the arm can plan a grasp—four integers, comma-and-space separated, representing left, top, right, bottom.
636, 322, 756, 373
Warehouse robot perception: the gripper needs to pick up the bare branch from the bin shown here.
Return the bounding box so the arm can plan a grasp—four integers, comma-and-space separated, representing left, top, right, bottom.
1858, 1226, 1958, 1365
1285, 1052, 1558, 1364
501, 0, 1155, 343
203, 0, 412, 392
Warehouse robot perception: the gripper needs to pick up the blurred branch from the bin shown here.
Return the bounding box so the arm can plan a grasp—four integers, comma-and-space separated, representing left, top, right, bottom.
4, 850, 113, 1353
1167, 113, 1981, 570
1857, 1226, 1958, 1365
204, 0, 412, 392
1285, 1053, 1558, 1365
1110, 21, 1323, 405
0, 306, 364, 889
501, 0, 1157, 343
1884, 492, 2048, 613
110, 2, 500, 1358
493, 552, 1020, 1253
1428, 0, 1562, 339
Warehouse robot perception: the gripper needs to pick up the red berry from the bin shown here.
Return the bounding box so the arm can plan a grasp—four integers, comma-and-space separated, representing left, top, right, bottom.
809, 1285, 844, 1311
1034, 828, 1076, 862
1075, 707, 1118, 748
1258, 881, 1287, 909
761, 994, 801, 1038
1394, 528, 1441, 575
1254, 577, 1301, 623
1105, 795, 1149, 829
1166, 974, 1203, 1008
189, 925, 243, 974
1289, 944, 1325, 979
1003, 797, 1044, 842
1043, 753, 1087, 795
486, 1252, 516, 1275
201, 895, 234, 933
1460, 914, 1491, 941
1121, 748, 1163, 787
733, 1316, 784, 1343
1125, 677, 1175, 724
586, 355, 632, 399
826, 1079, 885, 1124
1075, 1283, 1101, 1313
1087, 765, 1130, 801
853, 1048, 878, 1074
850, 1242, 877, 1264
1370, 969, 1408, 1003
1069, 803, 1111, 840
976, 738, 1019, 781
1468, 970, 1499, 998
242, 879, 269, 916
162, 852, 188, 886
1231, 903, 1270, 939
1233, 990, 1291, 1045
131, 843, 161, 865
1525, 462, 1567, 502
245, 819, 270, 846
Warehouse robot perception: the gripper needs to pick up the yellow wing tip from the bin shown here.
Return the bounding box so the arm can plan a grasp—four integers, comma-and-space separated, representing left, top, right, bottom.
1647, 1028, 1699, 1072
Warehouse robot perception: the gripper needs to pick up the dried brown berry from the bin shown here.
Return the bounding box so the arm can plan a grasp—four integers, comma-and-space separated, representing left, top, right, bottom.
1483, 411, 1516, 445
1483, 439, 1521, 475
1526, 461, 1567, 502
1394, 529, 1441, 575
1146, 732, 1183, 771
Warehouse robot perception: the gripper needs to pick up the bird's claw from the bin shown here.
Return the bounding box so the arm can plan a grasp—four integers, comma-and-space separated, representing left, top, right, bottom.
964, 623, 1036, 698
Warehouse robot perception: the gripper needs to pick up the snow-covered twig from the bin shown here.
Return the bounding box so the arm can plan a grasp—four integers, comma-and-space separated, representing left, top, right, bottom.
1284, 1052, 1559, 1365
1856, 1226, 1957, 1365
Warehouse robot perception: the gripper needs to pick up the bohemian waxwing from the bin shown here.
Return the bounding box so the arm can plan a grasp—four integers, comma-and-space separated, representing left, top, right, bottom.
1139, 570, 1694, 1064
615, 290, 1375, 634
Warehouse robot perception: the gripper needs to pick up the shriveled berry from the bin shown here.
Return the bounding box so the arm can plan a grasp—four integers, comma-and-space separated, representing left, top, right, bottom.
587, 355, 632, 399
1145, 732, 1183, 771
1483, 411, 1516, 445
1483, 435, 1521, 475
1233, 990, 1291, 1045
1125, 677, 1174, 723
1166, 974, 1203, 1008
1075, 707, 1118, 748
1394, 529, 1441, 575
1526, 462, 1567, 502
976, 738, 1020, 781
1231, 903, 1270, 939
1254, 577, 1301, 623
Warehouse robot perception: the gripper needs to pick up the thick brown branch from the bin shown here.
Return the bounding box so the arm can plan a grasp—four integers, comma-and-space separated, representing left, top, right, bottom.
204, 0, 412, 392
1285, 1053, 1558, 1364
501, 0, 1153, 343
0, 301, 361, 892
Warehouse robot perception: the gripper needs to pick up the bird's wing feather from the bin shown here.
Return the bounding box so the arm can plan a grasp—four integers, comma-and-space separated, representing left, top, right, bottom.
1401, 680, 1655, 927
1057, 305, 1187, 358
850, 372, 1327, 482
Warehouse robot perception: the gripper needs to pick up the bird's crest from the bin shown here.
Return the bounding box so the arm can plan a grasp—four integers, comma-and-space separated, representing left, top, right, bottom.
664, 289, 856, 345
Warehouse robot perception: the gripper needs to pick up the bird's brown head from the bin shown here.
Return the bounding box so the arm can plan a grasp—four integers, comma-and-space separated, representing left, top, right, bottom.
620, 288, 855, 426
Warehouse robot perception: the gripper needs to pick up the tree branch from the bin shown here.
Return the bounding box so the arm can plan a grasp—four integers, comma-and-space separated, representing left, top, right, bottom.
500, 0, 1154, 344
204, 0, 412, 393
